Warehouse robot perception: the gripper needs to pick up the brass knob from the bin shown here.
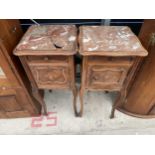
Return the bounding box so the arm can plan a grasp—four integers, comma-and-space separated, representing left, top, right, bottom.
44, 56, 49, 61
93, 76, 98, 80
2, 87, 6, 90
108, 57, 113, 61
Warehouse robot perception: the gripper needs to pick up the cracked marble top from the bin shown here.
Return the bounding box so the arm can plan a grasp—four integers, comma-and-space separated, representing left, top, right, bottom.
79, 26, 148, 56
14, 25, 77, 55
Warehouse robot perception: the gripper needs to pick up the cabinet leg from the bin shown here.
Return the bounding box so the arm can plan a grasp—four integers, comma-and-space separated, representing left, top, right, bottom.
39, 95, 48, 116
110, 89, 127, 119
78, 87, 84, 117
110, 96, 120, 119
72, 86, 78, 116
32, 89, 48, 115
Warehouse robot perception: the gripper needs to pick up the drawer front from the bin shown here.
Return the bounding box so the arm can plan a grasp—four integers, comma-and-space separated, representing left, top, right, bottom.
88, 56, 134, 66
29, 65, 70, 89
27, 56, 68, 63
87, 65, 130, 91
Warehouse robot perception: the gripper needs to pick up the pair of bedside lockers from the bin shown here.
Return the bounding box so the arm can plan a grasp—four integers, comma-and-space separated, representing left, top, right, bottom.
14, 25, 147, 118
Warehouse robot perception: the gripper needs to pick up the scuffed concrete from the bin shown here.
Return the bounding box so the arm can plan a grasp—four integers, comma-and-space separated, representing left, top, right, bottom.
0, 90, 155, 135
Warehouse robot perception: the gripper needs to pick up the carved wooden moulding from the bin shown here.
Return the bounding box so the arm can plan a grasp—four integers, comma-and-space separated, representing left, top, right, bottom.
78, 26, 148, 117
14, 25, 78, 116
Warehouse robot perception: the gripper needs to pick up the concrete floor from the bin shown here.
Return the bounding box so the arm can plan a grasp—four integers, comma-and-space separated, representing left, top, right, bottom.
0, 90, 155, 135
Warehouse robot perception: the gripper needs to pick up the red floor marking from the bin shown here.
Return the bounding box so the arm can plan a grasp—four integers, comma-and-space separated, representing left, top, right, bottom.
46, 112, 57, 127
31, 112, 57, 128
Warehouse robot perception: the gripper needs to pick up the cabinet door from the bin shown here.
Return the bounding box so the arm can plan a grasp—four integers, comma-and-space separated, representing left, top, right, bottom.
29, 64, 70, 89
87, 65, 129, 91
123, 20, 155, 115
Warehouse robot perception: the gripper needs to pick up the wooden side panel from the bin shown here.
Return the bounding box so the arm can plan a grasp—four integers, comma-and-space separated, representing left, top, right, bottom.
0, 20, 41, 118
123, 20, 155, 115
124, 45, 155, 114
0, 20, 23, 52
138, 20, 155, 50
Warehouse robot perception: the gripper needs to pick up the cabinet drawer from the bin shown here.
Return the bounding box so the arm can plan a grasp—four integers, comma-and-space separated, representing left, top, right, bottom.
29, 64, 70, 89
87, 65, 130, 91
27, 56, 68, 63
88, 56, 134, 66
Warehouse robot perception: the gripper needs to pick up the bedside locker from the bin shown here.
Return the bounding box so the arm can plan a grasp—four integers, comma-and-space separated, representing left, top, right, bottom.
78, 26, 148, 118
14, 25, 78, 116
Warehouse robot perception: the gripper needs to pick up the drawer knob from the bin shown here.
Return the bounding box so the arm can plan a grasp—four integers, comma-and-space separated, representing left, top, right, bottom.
2, 87, 6, 90
44, 56, 49, 60
130, 57, 133, 61
108, 57, 113, 61
93, 76, 98, 80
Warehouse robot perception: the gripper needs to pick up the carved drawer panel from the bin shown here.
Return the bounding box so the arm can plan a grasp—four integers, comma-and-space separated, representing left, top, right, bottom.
88, 56, 134, 67
27, 55, 68, 63
29, 64, 69, 89
87, 65, 130, 91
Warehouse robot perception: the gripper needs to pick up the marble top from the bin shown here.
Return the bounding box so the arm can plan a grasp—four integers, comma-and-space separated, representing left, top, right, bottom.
14, 25, 77, 55
79, 26, 147, 56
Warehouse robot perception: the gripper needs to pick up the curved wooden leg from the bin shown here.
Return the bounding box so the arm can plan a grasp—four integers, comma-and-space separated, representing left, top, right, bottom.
110, 95, 120, 119
32, 87, 47, 115
110, 89, 127, 119
72, 86, 78, 116
38, 92, 48, 115
78, 87, 84, 117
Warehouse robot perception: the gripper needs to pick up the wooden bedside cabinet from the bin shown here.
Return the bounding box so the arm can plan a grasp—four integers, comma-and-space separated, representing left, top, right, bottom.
78, 26, 148, 118
14, 25, 78, 116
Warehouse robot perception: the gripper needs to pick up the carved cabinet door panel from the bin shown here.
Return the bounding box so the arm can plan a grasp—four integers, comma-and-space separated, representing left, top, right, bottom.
29, 63, 70, 89
87, 65, 130, 91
